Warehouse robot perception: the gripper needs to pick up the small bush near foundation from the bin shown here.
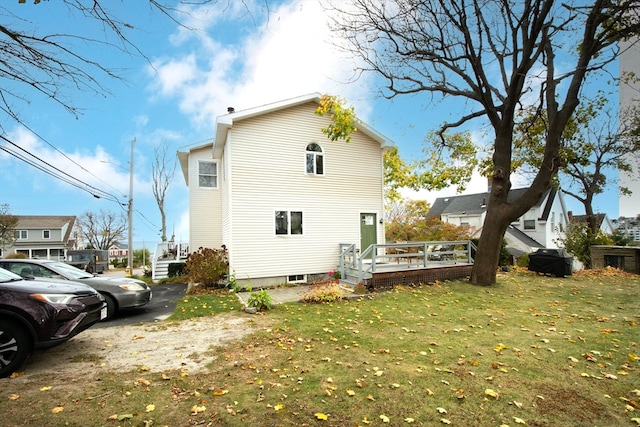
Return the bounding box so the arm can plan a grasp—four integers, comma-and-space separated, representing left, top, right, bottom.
247, 290, 273, 311
301, 283, 345, 303
185, 246, 229, 288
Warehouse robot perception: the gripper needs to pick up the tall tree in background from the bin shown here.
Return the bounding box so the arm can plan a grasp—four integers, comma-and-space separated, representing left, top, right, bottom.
0, 204, 18, 251
509, 95, 640, 235
77, 210, 126, 250
329, 0, 640, 285
151, 144, 176, 242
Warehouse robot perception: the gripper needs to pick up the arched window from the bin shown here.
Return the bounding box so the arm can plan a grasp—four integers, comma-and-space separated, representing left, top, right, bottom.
305, 143, 324, 175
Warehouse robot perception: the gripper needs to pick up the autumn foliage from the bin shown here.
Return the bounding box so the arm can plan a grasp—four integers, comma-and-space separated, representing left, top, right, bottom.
184, 246, 229, 288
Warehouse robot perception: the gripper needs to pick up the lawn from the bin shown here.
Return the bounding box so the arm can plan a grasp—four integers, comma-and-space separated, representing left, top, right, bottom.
1, 268, 638, 426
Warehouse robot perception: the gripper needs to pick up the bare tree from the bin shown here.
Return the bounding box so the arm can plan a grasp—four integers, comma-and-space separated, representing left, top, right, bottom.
76, 210, 126, 250
152, 144, 176, 242
328, 0, 640, 285
0, 204, 18, 251
1, 1, 258, 133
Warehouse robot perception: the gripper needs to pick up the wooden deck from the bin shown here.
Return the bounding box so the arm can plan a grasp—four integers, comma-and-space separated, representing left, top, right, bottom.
338, 240, 476, 291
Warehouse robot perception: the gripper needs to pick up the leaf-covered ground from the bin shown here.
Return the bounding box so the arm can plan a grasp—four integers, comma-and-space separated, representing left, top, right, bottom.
1, 268, 638, 426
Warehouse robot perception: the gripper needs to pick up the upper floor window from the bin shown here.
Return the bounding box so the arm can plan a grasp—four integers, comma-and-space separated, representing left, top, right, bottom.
198, 161, 218, 188
15, 230, 27, 240
523, 219, 536, 230
306, 143, 324, 175
275, 210, 303, 235
42, 230, 50, 239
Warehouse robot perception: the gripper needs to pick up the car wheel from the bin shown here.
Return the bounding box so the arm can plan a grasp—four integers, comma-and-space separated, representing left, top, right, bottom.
101, 294, 117, 320
0, 319, 33, 378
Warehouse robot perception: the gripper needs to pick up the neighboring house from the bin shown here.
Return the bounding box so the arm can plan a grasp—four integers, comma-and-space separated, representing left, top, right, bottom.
427, 187, 570, 256
177, 93, 393, 286
3, 216, 78, 260
569, 212, 615, 235
108, 242, 129, 259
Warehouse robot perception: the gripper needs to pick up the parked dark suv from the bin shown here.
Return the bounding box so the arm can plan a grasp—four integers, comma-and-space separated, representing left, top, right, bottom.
0, 267, 106, 377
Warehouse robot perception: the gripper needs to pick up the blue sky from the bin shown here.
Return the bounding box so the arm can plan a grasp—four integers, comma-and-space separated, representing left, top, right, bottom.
0, 1, 622, 250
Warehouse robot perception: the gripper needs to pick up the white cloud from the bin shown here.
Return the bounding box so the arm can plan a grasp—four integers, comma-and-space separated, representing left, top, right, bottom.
148, 0, 374, 130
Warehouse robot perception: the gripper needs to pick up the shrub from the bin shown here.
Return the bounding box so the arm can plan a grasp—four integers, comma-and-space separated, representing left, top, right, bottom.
4, 252, 27, 259
301, 283, 345, 303
185, 246, 229, 288
247, 290, 273, 311
168, 262, 187, 277
557, 223, 613, 268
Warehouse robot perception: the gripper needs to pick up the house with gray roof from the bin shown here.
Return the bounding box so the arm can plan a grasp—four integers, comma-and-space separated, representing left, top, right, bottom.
2, 216, 79, 260
427, 187, 570, 256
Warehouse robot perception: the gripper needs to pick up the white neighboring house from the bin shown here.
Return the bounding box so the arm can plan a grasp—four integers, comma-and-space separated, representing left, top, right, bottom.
177, 93, 393, 286
427, 187, 570, 257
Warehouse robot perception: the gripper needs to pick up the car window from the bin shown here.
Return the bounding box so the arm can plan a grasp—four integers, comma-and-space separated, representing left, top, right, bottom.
48, 262, 93, 279
31, 264, 56, 278
0, 263, 23, 276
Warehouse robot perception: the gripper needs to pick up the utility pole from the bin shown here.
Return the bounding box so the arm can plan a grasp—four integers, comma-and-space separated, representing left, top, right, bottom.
127, 137, 135, 276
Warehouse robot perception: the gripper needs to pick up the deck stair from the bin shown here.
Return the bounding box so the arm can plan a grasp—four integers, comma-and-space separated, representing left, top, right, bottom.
152, 242, 189, 281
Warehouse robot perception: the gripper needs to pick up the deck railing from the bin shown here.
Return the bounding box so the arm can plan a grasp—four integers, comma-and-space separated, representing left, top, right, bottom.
338, 240, 476, 284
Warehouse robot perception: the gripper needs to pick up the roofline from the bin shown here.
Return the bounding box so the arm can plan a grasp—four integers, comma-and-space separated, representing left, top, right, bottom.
213, 93, 395, 158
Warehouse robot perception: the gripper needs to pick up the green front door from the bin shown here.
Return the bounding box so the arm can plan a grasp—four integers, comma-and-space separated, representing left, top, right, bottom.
360, 213, 377, 259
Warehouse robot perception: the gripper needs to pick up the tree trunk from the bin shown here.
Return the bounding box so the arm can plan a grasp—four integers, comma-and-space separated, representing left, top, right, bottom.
470, 190, 512, 285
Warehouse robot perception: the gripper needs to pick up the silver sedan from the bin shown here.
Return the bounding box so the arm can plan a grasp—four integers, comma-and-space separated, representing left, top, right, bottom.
0, 259, 152, 320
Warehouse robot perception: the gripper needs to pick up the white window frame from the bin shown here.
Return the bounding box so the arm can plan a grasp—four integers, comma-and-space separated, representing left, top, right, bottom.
305, 143, 324, 176
42, 230, 51, 239
275, 210, 303, 236
198, 160, 218, 189
15, 230, 27, 240
287, 274, 306, 283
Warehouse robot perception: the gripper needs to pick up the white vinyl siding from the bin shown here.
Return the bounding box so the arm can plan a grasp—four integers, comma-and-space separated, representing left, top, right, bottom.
188, 148, 223, 250
226, 102, 385, 279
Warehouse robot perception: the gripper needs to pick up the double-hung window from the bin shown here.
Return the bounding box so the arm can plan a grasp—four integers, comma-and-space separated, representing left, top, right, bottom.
43, 230, 50, 239
15, 230, 27, 240
275, 211, 303, 235
305, 143, 324, 175
198, 161, 218, 188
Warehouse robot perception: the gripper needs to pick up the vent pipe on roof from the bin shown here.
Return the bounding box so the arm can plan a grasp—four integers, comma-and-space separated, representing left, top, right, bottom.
227, 107, 235, 113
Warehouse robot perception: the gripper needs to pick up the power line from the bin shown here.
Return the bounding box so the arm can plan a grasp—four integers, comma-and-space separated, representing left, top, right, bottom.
0, 135, 125, 205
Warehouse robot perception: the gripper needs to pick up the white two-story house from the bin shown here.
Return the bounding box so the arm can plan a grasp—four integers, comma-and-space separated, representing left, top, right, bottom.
428, 187, 570, 257
178, 93, 393, 286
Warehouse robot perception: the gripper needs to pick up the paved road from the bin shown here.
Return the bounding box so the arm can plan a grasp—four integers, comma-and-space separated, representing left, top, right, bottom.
95, 283, 188, 328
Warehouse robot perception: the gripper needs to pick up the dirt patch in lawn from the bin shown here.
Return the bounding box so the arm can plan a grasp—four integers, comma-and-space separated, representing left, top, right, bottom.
12, 312, 271, 382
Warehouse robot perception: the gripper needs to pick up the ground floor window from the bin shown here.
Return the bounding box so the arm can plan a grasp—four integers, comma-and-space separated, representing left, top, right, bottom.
275, 211, 303, 235
287, 274, 306, 283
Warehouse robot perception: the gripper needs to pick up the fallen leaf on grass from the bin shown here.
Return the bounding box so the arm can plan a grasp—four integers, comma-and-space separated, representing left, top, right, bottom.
213, 389, 229, 396
441, 418, 451, 424
485, 389, 499, 399
8, 394, 19, 401
145, 404, 155, 412
346, 389, 356, 396
404, 417, 415, 423
191, 405, 206, 415
51, 406, 64, 414
40, 386, 52, 392
315, 413, 328, 420
274, 404, 283, 411
513, 416, 527, 424
436, 407, 447, 414
380, 414, 390, 423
